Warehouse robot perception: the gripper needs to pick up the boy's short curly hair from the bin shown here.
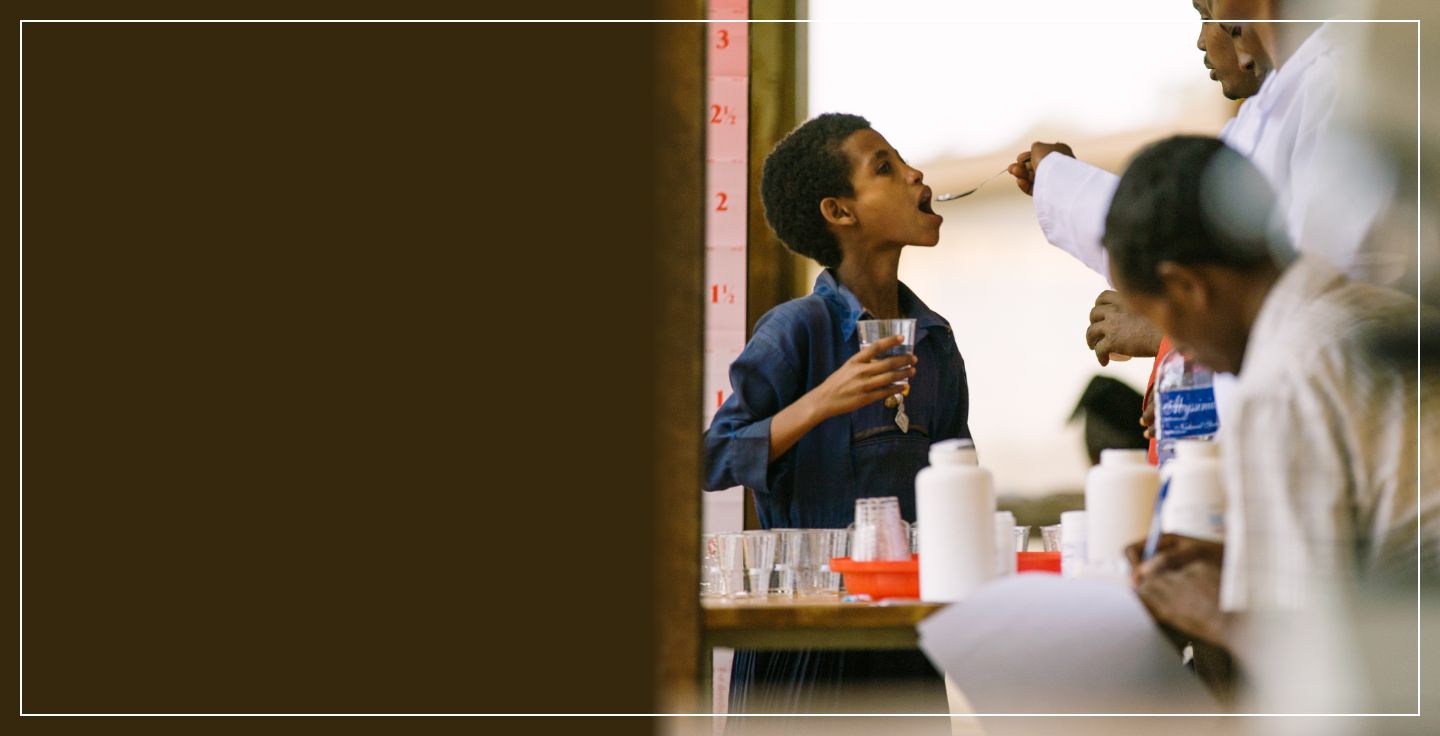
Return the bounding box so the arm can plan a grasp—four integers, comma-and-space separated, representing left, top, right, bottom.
760, 113, 871, 269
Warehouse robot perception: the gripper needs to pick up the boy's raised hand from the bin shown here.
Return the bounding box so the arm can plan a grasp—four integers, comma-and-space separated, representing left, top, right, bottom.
810, 335, 917, 420
766, 335, 918, 462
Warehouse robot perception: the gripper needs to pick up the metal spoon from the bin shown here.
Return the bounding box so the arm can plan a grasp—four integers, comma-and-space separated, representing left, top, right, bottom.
934, 167, 1010, 202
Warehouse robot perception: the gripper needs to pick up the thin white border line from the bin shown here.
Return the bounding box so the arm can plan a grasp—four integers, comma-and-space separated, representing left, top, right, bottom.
15, 712, 1430, 717
16, 13, 22, 720
14, 17, 1428, 720
1415, 17, 1424, 719
10, 18, 1427, 24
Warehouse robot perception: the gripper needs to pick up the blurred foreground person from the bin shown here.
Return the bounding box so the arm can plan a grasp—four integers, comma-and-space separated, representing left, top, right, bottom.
1103, 136, 1437, 710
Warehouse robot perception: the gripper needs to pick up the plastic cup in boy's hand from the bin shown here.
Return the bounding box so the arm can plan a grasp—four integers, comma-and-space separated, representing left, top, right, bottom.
857, 319, 918, 432
807, 335, 917, 423
857, 319, 917, 387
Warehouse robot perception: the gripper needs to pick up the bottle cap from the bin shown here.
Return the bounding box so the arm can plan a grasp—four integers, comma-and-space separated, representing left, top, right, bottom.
929, 438, 978, 466
1100, 449, 1150, 467
1174, 440, 1220, 461
1060, 511, 1087, 546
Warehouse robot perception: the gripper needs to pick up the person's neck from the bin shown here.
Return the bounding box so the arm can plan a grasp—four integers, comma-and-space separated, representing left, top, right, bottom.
835, 245, 904, 319
1268, 21, 1321, 69
1230, 264, 1284, 373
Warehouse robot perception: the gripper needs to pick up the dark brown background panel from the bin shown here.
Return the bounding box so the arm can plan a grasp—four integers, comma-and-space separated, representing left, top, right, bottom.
19, 17, 696, 720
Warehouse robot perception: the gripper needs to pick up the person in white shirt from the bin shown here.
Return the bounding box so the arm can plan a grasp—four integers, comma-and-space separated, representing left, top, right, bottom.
1015, 3, 1409, 365
1018, 3, 1414, 471
1009, 0, 1271, 283
1106, 136, 1433, 702
1211, 0, 1410, 287
1008, 0, 1273, 367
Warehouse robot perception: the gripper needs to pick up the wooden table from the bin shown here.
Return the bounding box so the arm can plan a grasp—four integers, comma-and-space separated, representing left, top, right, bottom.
701, 595, 946, 709
703, 595, 943, 650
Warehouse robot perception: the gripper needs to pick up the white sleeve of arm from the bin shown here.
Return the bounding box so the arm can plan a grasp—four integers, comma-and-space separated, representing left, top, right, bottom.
1031, 154, 1120, 282
1286, 61, 1406, 286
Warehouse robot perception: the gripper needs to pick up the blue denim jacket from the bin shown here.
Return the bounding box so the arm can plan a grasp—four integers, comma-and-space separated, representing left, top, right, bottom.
703, 269, 972, 528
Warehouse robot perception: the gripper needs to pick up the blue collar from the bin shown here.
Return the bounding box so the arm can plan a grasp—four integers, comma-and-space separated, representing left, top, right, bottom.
813, 269, 951, 342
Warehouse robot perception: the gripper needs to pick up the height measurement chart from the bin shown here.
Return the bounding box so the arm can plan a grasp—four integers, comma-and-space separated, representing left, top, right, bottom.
703, 1, 751, 716
703, 1, 748, 431
703, 0, 749, 539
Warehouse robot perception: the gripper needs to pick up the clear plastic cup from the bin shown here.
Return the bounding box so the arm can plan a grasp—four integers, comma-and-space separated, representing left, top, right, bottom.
741, 530, 777, 599
701, 533, 722, 598
1013, 525, 1032, 552
796, 529, 836, 596
857, 319, 918, 388
770, 528, 802, 596
1041, 524, 1064, 553
822, 528, 850, 592
715, 532, 746, 598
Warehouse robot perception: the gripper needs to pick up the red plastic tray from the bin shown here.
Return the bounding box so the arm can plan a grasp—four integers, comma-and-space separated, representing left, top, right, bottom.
829, 555, 919, 600
1017, 551, 1062, 574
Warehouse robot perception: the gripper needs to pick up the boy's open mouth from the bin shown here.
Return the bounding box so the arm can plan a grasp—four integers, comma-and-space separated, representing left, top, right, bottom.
918, 188, 936, 216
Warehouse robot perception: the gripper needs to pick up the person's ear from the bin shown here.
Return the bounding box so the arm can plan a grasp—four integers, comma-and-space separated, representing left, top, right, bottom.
819, 197, 856, 228
1155, 261, 1211, 313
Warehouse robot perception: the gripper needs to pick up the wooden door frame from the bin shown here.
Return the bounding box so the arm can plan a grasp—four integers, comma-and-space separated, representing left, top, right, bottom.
743, 1, 805, 531
652, 2, 806, 709
654, 4, 706, 713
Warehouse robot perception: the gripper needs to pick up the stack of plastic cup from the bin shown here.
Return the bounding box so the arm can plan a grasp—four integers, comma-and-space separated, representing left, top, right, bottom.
851, 497, 911, 562
1012, 525, 1032, 553
1040, 524, 1064, 552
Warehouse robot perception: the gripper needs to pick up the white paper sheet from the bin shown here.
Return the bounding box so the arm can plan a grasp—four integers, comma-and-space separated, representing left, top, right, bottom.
917, 574, 1220, 715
